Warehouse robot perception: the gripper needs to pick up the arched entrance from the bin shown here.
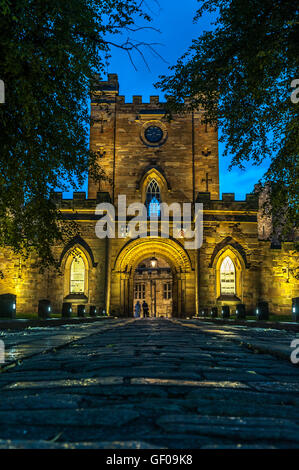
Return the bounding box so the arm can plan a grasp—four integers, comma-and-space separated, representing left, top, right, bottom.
110, 237, 194, 318
134, 257, 173, 317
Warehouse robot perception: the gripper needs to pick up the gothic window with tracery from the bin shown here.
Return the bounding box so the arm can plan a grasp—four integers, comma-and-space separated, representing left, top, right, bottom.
146, 179, 161, 217
220, 256, 236, 295
70, 256, 85, 294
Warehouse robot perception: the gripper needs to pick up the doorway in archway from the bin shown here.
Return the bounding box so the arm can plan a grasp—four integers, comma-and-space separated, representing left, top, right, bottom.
133, 257, 173, 318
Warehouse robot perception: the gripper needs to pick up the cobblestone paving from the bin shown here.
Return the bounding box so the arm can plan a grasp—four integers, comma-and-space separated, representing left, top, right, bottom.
0, 318, 299, 449
174, 319, 299, 361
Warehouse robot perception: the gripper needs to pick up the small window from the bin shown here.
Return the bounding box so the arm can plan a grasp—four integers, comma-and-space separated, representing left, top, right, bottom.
70, 256, 85, 293
220, 256, 235, 295
134, 283, 145, 299
163, 283, 172, 300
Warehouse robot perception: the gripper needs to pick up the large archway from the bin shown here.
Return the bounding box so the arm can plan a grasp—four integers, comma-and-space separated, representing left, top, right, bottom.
134, 256, 173, 318
110, 237, 194, 318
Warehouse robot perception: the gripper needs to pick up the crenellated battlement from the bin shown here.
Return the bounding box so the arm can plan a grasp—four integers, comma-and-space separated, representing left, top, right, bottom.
196, 191, 258, 209
52, 191, 111, 211
53, 191, 258, 220
91, 73, 173, 110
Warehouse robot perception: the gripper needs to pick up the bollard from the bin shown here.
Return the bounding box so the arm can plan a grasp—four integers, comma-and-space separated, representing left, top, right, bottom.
0, 294, 17, 319
222, 305, 230, 319
292, 298, 299, 322
62, 303, 72, 318
89, 306, 97, 317
199, 308, 208, 317
236, 303, 246, 320
38, 299, 51, 319
256, 301, 269, 321
77, 305, 86, 317
210, 307, 218, 318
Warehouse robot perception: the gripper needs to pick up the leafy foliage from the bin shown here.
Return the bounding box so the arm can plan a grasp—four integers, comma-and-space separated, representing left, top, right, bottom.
157, 0, 299, 239
0, 0, 151, 268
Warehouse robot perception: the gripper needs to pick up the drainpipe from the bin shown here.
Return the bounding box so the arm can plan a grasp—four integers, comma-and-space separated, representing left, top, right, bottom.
112, 98, 117, 204
104, 237, 111, 315
192, 110, 195, 206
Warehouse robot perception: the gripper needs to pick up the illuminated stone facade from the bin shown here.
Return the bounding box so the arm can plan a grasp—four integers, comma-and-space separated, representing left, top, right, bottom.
0, 74, 298, 317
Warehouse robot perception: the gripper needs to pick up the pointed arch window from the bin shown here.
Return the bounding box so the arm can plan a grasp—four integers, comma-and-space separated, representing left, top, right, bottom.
70, 255, 85, 293
220, 256, 236, 295
146, 179, 161, 217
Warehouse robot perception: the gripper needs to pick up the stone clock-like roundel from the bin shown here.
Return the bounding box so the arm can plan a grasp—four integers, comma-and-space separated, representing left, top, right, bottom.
145, 126, 163, 143
140, 121, 168, 147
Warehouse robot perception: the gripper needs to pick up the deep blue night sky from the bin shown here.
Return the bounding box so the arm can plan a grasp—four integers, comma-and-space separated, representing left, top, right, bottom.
69, 0, 270, 200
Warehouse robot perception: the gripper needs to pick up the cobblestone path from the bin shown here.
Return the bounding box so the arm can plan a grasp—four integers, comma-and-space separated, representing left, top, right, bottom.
0, 318, 299, 449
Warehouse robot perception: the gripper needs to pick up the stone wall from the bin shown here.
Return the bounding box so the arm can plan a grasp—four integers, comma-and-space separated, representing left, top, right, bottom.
199, 196, 261, 311
0, 211, 298, 316
47, 222, 107, 314
259, 242, 299, 315
0, 248, 48, 314
0, 219, 107, 315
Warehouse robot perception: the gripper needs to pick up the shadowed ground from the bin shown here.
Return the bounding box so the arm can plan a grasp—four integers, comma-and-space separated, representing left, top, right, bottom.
0, 318, 299, 448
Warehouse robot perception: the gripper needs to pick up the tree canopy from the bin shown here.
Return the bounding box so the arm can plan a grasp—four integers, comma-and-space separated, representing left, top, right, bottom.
157, 0, 299, 239
0, 0, 152, 268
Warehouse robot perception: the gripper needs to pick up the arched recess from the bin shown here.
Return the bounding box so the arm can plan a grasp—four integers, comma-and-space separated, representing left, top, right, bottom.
137, 167, 170, 206
60, 239, 95, 301
211, 245, 246, 301
59, 236, 97, 268
111, 237, 193, 317
209, 236, 249, 269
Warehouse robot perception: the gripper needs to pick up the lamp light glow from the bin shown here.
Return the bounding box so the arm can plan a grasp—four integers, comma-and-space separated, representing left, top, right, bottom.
150, 256, 158, 268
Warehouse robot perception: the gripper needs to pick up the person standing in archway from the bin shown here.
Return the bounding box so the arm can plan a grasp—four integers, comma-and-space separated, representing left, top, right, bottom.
134, 301, 141, 318
142, 300, 149, 318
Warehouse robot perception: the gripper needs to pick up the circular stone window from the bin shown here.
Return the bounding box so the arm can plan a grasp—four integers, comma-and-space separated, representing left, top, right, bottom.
144, 126, 163, 143
140, 121, 168, 147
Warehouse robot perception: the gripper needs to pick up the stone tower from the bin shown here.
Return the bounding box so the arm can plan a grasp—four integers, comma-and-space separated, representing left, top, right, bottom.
88, 73, 219, 205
